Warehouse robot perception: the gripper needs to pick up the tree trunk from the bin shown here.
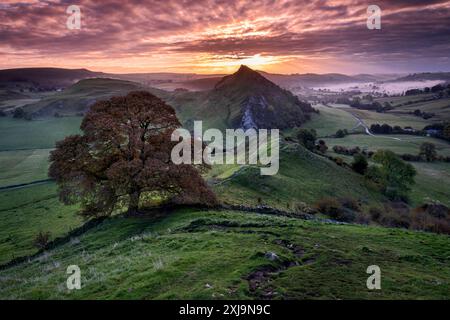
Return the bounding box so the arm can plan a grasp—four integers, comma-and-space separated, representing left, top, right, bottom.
128, 191, 140, 214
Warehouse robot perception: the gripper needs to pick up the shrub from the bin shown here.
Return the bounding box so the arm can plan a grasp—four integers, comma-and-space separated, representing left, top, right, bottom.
367, 205, 410, 228
295, 128, 317, 151
315, 197, 357, 222
419, 142, 437, 162
13, 107, 26, 119
334, 157, 344, 166
351, 153, 368, 174
369, 150, 417, 201
335, 129, 348, 138
378, 209, 411, 229
340, 197, 360, 211
418, 202, 450, 218
400, 154, 422, 161
369, 207, 383, 221
332, 145, 361, 156
316, 140, 328, 153
355, 212, 371, 225
316, 197, 341, 215
33, 231, 51, 249
411, 210, 450, 234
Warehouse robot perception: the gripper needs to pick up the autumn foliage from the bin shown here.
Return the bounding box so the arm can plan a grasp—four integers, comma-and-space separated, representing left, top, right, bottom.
49, 91, 217, 217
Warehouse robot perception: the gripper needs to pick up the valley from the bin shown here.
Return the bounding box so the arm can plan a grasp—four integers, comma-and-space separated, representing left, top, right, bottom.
0, 66, 449, 300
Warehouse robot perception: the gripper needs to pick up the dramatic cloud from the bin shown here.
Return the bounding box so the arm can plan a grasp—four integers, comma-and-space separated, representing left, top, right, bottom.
1, 0, 449, 73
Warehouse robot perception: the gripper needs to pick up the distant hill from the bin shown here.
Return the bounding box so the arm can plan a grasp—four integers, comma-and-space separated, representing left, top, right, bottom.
391, 72, 450, 82
177, 71, 399, 91
20, 66, 314, 128
0, 67, 402, 93
21, 78, 151, 117
165, 65, 314, 130
0, 68, 103, 90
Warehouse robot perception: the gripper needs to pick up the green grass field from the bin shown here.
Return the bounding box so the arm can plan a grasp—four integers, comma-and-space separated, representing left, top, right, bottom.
375, 93, 435, 107
0, 208, 448, 299
0, 117, 81, 151
0, 117, 81, 188
301, 104, 362, 137
390, 98, 450, 120
410, 162, 450, 206
323, 134, 450, 157
0, 149, 51, 187
0, 183, 82, 264
349, 109, 432, 130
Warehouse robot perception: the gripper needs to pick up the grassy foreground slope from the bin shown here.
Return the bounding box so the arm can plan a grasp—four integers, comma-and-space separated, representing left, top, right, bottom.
0, 209, 448, 299
0, 183, 81, 264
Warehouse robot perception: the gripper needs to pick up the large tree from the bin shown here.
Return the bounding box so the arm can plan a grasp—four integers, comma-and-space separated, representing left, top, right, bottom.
49, 91, 217, 217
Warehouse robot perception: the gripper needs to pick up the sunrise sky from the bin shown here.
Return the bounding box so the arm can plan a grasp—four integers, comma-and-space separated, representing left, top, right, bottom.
1, 0, 450, 74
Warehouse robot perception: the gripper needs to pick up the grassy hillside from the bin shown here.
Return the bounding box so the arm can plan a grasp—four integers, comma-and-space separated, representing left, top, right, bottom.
21, 78, 148, 117
0, 208, 448, 299
212, 143, 384, 210
409, 161, 450, 206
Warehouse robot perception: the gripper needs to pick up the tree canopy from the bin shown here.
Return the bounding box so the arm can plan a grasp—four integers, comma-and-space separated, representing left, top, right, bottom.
49, 91, 217, 217
419, 142, 437, 162
369, 150, 416, 201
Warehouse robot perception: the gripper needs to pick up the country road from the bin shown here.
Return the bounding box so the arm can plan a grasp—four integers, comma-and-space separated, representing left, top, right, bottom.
345, 109, 402, 141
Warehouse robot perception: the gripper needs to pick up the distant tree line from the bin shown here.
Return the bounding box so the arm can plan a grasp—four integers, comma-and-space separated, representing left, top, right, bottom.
405, 83, 450, 96
369, 122, 450, 142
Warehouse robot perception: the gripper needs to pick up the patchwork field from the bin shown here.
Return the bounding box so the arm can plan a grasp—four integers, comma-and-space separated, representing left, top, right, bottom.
389, 98, 450, 120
